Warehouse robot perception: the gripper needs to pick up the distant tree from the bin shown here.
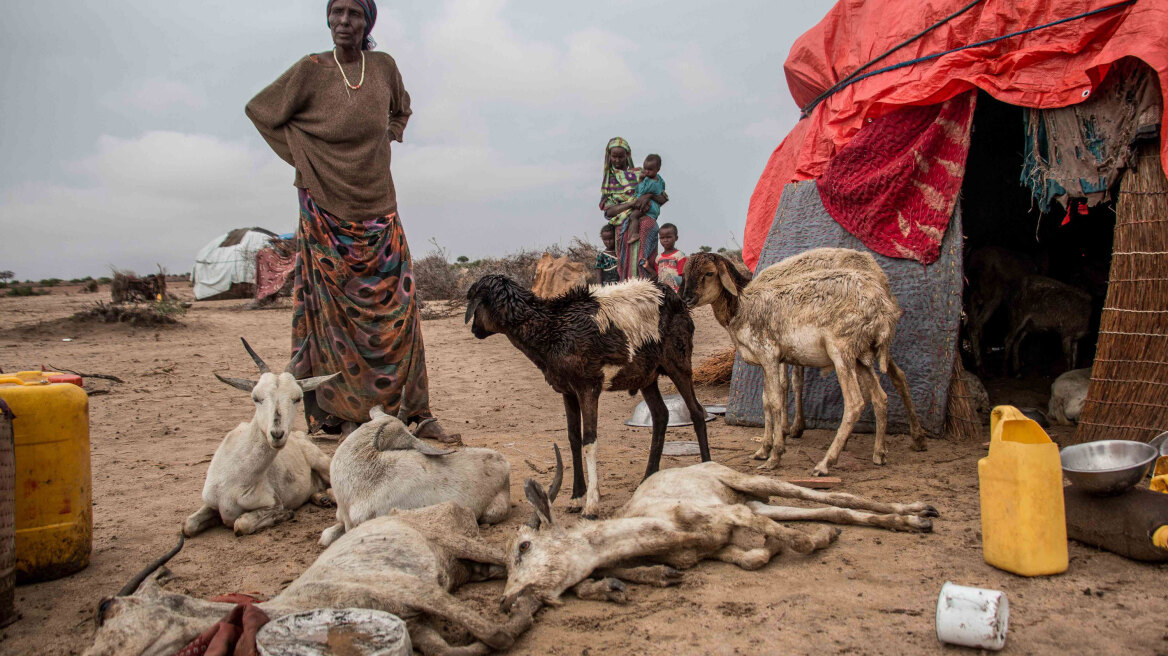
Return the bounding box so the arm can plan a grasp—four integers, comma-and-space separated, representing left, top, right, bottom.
0, 271, 13, 283
456, 255, 469, 263
717, 247, 728, 253
698, 245, 712, 253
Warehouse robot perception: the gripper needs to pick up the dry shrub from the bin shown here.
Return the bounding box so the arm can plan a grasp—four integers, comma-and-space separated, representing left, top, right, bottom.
413, 237, 600, 302
693, 347, 736, 386
71, 300, 188, 326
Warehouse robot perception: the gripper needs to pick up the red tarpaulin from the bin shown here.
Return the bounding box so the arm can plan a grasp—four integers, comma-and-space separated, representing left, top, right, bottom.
744, 0, 1168, 270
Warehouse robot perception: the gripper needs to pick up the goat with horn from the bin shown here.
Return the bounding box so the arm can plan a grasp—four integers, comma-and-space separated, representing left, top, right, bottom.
90, 504, 539, 656
501, 448, 939, 612
184, 338, 339, 537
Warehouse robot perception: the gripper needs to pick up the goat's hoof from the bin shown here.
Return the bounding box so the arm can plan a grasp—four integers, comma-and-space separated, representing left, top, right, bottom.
909, 516, 934, 532
919, 505, 940, 518
603, 578, 628, 604
910, 440, 928, 452
811, 465, 831, 477
872, 452, 887, 466
660, 566, 683, 586
565, 498, 583, 514
751, 447, 769, 460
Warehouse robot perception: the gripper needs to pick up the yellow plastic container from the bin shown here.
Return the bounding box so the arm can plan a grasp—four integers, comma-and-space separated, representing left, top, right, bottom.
0, 374, 91, 582
978, 405, 1068, 576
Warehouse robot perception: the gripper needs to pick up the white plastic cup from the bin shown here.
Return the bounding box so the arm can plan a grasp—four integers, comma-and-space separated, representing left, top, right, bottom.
935, 581, 1009, 651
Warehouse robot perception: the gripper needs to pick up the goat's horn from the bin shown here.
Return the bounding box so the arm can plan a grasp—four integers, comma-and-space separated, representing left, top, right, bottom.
548, 443, 563, 503
525, 444, 563, 528
114, 532, 185, 598
239, 337, 271, 374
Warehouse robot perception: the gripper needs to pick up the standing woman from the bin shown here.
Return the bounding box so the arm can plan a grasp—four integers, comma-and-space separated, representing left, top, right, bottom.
246, 0, 459, 442
600, 138, 666, 280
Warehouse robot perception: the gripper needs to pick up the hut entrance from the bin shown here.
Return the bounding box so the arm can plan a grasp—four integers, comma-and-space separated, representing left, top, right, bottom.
959, 95, 1117, 418
959, 90, 1164, 440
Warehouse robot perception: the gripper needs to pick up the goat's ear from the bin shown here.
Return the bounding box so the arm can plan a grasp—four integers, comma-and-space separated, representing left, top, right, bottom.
464, 297, 481, 325
369, 406, 388, 420
372, 422, 412, 451
524, 478, 555, 529
297, 372, 341, 392
215, 373, 256, 392
717, 261, 740, 297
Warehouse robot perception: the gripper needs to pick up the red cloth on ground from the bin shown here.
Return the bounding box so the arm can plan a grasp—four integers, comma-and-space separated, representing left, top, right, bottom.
816, 92, 975, 264
744, 0, 1168, 270
172, 603, 269, 656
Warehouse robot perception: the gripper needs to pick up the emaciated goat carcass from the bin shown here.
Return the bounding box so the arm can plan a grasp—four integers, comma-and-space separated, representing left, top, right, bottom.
682, 251, 925, 476
183, 338, 338, 537
465, 275, 708, 519
1004, 275, 1092, 376
321, 406, 512, 546
90, 503, 539, 656
499, 450, 938, 612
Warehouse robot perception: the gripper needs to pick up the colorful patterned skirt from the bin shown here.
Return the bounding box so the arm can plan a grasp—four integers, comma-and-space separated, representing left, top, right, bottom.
615, 212, 659, 280
289, 189, 430, 429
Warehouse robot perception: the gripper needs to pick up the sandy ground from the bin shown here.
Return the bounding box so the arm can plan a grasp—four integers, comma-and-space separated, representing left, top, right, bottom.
1, 283, 1165, 655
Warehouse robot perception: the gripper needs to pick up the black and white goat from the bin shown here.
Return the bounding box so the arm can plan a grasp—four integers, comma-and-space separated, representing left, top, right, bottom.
465, 275, 709, 519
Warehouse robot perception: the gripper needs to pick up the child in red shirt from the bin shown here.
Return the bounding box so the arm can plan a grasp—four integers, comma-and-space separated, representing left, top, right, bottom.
656, 223, 686, 292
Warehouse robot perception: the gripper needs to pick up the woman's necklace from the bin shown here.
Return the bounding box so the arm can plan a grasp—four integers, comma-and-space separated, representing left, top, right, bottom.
333, 47, 365, 97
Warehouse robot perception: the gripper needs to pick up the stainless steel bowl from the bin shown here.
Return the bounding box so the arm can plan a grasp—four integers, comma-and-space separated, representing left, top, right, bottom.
1148, 431, 1168, 459
1060, 440, 1158, 495
625, 394, 716, 427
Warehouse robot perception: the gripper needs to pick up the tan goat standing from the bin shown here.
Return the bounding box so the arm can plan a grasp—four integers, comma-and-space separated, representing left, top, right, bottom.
681, 249, 926, 476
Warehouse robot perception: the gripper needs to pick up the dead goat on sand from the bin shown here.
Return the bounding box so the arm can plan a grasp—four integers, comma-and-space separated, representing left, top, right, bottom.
500, 450, 938, 612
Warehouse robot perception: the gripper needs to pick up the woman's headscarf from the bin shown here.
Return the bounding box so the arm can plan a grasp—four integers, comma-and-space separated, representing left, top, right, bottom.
602, 136, 640, 200
327, 0, 378, 50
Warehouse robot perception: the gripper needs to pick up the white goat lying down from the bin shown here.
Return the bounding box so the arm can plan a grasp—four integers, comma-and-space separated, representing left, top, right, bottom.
183, 338, 338, 537
321, 406, 512, 547
500, 452, 938, 612
89, 504, 539, 656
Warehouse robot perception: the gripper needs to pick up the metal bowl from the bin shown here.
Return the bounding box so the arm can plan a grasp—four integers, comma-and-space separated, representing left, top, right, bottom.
625, 394, 716, 427
1149, 431, 1168, 459
1060, 440, 1159, 496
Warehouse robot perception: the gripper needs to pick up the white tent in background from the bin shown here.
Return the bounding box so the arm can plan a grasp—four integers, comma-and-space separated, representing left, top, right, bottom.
191, 227, 278, 300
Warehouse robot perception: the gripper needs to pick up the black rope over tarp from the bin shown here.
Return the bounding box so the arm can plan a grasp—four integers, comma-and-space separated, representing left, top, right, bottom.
799, 0, 1138, 118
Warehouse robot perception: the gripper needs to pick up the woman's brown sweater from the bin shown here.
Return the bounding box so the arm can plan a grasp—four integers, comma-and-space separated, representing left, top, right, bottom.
246, 51, 412, 221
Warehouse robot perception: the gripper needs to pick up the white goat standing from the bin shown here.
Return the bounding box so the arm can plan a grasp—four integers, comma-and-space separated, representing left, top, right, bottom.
499, 451, 938, 612
183, 338, 338, 537
682, 250, 926, 476
321, 406, 512, 547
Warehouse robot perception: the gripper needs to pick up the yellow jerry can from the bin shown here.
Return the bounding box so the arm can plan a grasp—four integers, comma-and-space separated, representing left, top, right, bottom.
978, 405, 1068, 576
0, 373, 91, 582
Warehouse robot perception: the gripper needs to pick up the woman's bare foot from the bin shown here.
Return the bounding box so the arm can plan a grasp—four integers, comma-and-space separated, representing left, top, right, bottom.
414, 417, 462, 444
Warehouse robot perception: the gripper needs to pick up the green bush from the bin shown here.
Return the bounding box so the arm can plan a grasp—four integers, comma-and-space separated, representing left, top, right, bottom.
37, 278, 62, 287
6, 285, 48, 297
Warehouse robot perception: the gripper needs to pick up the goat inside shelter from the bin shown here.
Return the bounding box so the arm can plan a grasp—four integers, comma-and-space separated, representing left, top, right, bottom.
465, 274, 709, 519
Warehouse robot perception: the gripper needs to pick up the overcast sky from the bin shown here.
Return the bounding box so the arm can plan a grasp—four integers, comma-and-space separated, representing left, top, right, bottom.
0, 0, 834, 281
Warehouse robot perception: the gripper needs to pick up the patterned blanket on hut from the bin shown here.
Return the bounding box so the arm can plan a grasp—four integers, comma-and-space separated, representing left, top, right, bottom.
816, 92, 975, 265
727, 180, 963, 437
